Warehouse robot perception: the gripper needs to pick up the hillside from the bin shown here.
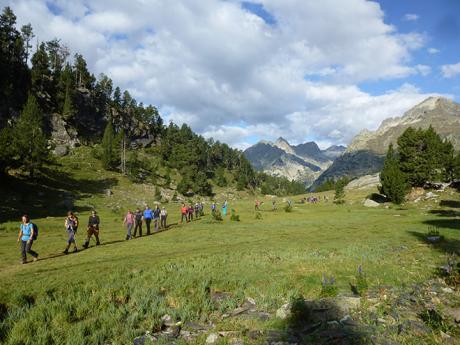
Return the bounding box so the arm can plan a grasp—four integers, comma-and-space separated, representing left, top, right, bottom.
313, 97, 460, 189
244, 138, 345, 186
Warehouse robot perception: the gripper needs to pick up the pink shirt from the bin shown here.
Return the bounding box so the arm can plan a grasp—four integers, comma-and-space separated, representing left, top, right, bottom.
125, 213, 135, 224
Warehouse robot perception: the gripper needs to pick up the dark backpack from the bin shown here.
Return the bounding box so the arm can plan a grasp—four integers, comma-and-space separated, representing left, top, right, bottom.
31, 223, 39, 240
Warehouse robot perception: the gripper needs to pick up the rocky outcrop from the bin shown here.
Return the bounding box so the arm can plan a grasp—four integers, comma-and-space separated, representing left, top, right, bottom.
50, 113, 80, 156
345, 174, 380, 190
244, 138, 342, 186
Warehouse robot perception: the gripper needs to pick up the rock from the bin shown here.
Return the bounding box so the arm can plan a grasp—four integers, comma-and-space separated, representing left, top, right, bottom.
445, 308, 460, 323
345, 174, 381, 190
398, 320, 430, 336
442, 287, 454, 293
441, 331, 451, 340
363, 199, 380, 207
161, 314, 175, 327
218, 331, 240, 337
340, 315, 358, 327
327, 320, 340, 328
230, 306, 249, 316
336, 296, 361, 313
425, 192, 439, 199
53, 144, 69, 157
133, 334, 155, 345
206, 333, 220, 344
276, 303, 291, 319
106, 189, 113, 196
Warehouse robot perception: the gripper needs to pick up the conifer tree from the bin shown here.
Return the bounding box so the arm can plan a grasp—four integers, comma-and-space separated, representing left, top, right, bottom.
12, 94, 49, 177
334, 179, 346, 204
380, 144, 407, 204
101, 121, 115, 170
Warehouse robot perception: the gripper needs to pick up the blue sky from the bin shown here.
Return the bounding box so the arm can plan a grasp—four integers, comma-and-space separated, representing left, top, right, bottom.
3, 0, 460, 149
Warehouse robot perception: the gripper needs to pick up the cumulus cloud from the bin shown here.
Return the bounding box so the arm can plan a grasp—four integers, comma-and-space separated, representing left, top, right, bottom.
441, 62, 460, 78
404, 13, 419, 21
1, 0, 434, 148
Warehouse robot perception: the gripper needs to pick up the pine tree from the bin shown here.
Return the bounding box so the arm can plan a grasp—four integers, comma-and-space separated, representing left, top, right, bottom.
101, 121, 115, 170
12, 94, 50, 177
62, 85, 75, 120
380, 144, 407, 204
334, 179, 346, 204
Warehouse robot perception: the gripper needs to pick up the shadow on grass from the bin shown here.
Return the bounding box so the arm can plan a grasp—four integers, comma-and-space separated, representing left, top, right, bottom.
423, 219, 460, 231
439, 200, 460, 208
407, 231, 460, 255
0, 168, 118, 223
428, 209, 460, 217
267, 297, 373, 345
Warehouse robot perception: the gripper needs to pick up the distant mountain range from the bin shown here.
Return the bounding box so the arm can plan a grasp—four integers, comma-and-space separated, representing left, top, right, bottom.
243, 137, 345, 186
245, 96, 460, 190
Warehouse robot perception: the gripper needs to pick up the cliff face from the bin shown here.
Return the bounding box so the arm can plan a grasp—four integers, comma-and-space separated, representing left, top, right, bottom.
348, 97, 460, 154
312, 97, 460, 190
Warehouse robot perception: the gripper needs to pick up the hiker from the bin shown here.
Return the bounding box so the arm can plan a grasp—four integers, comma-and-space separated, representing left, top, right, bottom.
199, 202, 205, 216
160, 207, 168, 229
83, 210, 100, 248
255, 200, 260, 211
181, 203, 188, 223
211, 202, 216, 214
272, 200, 277, 211
195, 203, 200, 218
133, 208, 143, 237
63, 211, 78, 254
123, 209, 135, 240
17, 215, 38, 264
153, 204, 161, 232
188, 204, 194, 222
222, 200, 228, 216
143, 205, 153, 235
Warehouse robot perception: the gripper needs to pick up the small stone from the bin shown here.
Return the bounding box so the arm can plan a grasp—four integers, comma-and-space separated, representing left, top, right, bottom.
229, 339, 244, 345
161, 314, 174, 327
445, 308, 460, 323
230, 306, 249, 316
441, 331, 451, 339
398, 320, 430, 336
276, 303, 292, 320
442, 287, 454, 293
206, 333, 220, 344
340, 315, 357, 327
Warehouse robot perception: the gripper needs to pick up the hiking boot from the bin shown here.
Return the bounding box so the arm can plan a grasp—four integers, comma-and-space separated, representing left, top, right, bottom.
96, 241, 100, 246
21, 260, 27, 264
82, 242, 89, 249
63, 249, 69, 255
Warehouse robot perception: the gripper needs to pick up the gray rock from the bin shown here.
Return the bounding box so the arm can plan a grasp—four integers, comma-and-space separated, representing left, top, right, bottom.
445, 307, 460, 323
53, 145, 69, 157
276, 303, 291, 319
398, 320, 430, 336
336, 296, 361, 313
206, 333, 220, 344
363, 199, 380, 207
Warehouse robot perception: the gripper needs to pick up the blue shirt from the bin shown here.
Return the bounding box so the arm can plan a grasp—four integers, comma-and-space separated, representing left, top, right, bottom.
143, 209, 153, 219
21, 223, 33, 241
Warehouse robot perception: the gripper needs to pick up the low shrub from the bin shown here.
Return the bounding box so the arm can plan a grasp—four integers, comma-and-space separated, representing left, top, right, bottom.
230, 209, 240, 222
320, 274, 338, 297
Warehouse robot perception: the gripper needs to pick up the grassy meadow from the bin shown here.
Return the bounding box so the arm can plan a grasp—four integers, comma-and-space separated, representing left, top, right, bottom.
0, 148, 459, 344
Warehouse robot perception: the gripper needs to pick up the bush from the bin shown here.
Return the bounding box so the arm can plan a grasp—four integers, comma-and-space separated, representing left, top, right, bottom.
350, 265, 368, 296
212, 209, 223, 221
320, 274, 338, 297
230, 209, 240, 221
334, 180, 346, 204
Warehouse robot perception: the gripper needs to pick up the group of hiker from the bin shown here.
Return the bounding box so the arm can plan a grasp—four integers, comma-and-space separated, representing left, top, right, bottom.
180, 202, 205, 223
17, 199, 252, 263
123, 205, 168, 240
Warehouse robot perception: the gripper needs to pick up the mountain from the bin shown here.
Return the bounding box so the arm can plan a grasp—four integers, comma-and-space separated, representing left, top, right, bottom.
312, 97, 460, 189
244, 137, 343, 185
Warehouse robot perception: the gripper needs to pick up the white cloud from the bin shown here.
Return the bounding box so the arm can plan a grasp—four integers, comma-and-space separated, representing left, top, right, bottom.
1, 0, 433, 149
428, 47, 440, 54
441, 62, 460, 78
415, 64, 431, 76
404, 13, 419, 21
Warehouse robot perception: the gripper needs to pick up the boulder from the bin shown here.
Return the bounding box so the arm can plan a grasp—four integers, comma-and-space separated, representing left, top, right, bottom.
363, 199, 380, 207
345, 174, 380, 190
336, 296, 361, 313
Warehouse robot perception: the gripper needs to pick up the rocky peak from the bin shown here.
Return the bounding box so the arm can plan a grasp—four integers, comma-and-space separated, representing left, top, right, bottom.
274, 137, 295, 154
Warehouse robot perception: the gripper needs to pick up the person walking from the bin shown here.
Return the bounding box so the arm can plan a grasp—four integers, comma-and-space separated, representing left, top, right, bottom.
181, 203, 188, 223
133, 208, 143, 237
143, 205, 153, 235
153, 204, 161, 232
123, 209, 135, 240
211, 202, 216, 215
63, 211, 78, 254
188, 204, 194, 222
194, 203, 200, 219
83, 210, 100, 248
160, 207, 168, 229
17, 215, 38, 264
222, 200, 228, 217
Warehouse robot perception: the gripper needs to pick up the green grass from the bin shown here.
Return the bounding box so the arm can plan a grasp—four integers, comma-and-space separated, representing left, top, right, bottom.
0, 147, 459, 344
